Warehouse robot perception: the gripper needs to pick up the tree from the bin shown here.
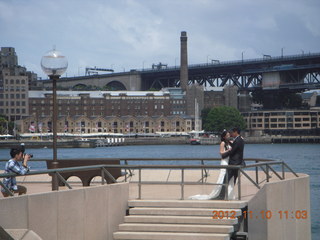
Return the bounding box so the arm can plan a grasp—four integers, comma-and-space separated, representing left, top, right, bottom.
148, 87, 159, 91
0, 116, 12, 135
280, 92, 303, 109
201, 107, 211, 130
203, 106, 246, 133
0, 117, 7, 134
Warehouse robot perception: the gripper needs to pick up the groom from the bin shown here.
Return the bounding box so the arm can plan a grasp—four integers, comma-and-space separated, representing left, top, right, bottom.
222, 127, 245, 184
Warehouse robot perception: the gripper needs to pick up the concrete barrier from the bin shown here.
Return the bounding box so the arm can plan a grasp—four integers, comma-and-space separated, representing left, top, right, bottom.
0, 183, 129, 240
248, 175, 311, 240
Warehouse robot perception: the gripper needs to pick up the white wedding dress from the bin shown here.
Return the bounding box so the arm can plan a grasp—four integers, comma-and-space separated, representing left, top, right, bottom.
189, 145, 235, 200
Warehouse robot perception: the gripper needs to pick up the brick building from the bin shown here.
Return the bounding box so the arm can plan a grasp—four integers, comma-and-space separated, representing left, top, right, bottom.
242, 110, 320, 136
21, 115, 195, 134
0, 47, 37, 121
21, 89, 198, 134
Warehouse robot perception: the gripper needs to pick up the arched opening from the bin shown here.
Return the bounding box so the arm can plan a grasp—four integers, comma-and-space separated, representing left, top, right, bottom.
105, 81, 127, 91
90, 176, 103, 186
65, 176, 83, 187
72, 84, 88, 90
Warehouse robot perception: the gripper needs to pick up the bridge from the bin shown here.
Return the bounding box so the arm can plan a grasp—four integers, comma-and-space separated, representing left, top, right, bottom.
37, 53, 320, 92
140, 52, 320, 91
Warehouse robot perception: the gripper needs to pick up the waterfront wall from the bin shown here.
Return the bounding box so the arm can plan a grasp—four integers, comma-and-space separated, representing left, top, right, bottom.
248, 174, 311, 240
0, 182, 129, 240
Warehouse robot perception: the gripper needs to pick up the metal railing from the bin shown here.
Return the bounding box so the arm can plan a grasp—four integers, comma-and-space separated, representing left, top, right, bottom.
0, 158, 299, 199
139, 52, 320, 73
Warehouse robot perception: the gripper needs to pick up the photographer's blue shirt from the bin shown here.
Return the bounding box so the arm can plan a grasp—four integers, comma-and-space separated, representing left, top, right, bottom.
1, 159, 30, 193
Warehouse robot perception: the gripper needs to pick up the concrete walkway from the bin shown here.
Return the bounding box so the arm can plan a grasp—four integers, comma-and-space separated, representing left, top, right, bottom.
1, 169, 298, 200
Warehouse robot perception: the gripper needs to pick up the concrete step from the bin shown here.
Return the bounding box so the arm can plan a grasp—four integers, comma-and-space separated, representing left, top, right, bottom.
118, 223, 234, 233
113, 231, 230, 240
5, 229, 42, 240
129, 207, 242, 217
124, 215, 238, 225
128, 199, 247, 209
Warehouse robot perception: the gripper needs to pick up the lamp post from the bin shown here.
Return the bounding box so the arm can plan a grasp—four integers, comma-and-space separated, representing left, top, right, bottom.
41, 48, 68, 191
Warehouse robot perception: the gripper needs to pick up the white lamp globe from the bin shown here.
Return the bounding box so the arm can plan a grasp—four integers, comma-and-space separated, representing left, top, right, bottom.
41, 49, 68, 76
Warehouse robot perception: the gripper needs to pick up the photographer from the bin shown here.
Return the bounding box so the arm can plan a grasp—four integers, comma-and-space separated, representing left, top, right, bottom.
1, 147, 31, 197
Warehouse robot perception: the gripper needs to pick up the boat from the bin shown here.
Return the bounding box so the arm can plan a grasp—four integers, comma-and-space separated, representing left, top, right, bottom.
190, 138, 201, 145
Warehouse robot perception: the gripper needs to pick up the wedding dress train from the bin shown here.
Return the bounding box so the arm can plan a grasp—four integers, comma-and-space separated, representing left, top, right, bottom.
189, 157, 236, 200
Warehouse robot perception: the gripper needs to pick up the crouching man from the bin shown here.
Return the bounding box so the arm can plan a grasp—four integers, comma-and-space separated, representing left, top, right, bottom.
1, 147, 31, 197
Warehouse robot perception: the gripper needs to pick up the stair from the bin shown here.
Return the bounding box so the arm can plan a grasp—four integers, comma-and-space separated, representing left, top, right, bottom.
113, 200, 248, 240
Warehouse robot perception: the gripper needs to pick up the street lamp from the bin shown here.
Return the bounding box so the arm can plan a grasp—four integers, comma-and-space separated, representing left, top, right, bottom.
41, 48, 68, 191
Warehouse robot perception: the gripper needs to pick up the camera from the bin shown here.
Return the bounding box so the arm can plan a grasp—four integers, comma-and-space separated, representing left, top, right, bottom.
26, 153, 33, 158
20, 143, 33, 158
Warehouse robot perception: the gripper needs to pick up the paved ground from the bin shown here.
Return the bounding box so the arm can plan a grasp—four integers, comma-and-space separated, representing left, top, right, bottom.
0, 169, 299, 200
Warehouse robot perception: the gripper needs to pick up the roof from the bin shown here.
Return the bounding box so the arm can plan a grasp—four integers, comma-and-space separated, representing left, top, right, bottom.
301, 92, 317, 100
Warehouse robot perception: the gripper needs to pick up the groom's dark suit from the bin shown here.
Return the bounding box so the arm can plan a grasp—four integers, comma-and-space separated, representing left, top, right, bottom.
222, 135, 245, 183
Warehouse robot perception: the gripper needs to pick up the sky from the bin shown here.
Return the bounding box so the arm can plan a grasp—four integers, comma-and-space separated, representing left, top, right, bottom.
1, 0, 320, 79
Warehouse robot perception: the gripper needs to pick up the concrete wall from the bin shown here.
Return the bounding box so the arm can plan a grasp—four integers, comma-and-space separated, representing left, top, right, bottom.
0, 183, 129, 240
248, 175, 311, 240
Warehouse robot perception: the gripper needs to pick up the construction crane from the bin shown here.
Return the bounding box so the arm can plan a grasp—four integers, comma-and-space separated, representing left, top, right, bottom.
85, 67, 114, 75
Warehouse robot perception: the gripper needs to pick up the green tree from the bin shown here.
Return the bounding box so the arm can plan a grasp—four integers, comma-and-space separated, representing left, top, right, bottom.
0, 116, 7, 134
201, 107, 211, 130
281, 93, 303, 108
203, 106, 246, 133
148, 87, 159, 91
0, 116, 12, 135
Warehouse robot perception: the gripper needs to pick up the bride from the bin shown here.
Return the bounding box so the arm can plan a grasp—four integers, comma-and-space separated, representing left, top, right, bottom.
189, 130, 235, 200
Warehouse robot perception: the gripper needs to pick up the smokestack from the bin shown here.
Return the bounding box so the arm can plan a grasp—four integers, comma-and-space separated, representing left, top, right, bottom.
180, 31, 188, 91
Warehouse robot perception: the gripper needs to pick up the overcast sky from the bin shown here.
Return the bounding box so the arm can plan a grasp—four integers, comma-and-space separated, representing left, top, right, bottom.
1, 0, 320, 79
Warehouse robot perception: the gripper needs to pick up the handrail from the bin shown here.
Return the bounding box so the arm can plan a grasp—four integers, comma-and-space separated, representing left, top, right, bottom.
0, 157, 281, 162
0, 158, 299, 200
139, 52, 320, 72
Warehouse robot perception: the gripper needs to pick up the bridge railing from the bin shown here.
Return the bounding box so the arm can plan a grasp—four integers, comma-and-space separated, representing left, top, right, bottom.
140, 52, 320, 72
0, 158, 299, 200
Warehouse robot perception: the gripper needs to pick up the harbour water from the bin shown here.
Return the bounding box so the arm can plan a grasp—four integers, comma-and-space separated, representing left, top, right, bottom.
0, 143, 319, 238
